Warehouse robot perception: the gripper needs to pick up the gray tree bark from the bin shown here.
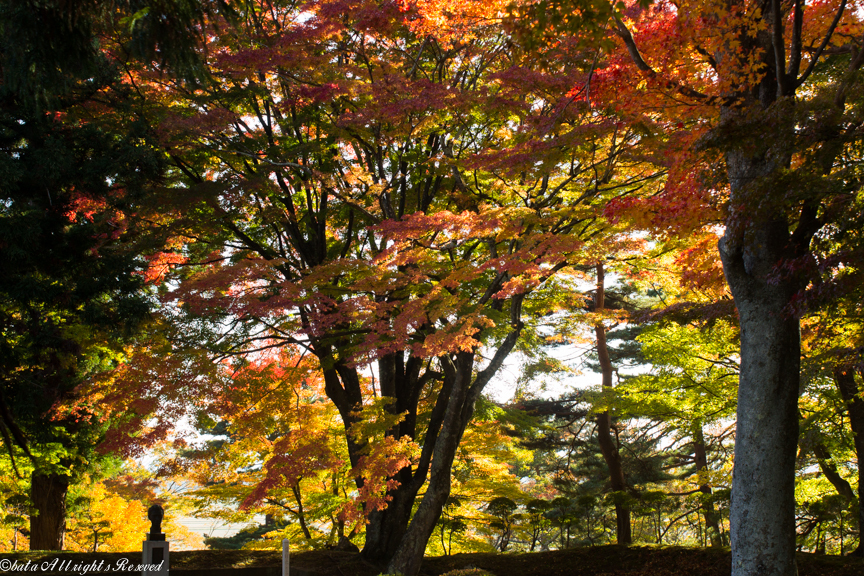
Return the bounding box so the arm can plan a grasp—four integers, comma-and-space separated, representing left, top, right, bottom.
720, 215, 802, 576
613, 0, 860, 572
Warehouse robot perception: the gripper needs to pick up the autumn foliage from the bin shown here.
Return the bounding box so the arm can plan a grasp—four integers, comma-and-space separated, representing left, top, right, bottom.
4, 2, 864, 574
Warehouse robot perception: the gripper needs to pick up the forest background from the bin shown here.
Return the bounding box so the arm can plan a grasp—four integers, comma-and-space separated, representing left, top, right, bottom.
0, 1, 863, 576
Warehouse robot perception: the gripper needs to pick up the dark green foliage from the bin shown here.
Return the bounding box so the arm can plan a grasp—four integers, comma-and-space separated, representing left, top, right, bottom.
0, 0, 229, 109
0, 77, 165, 476
486, 497, 519, 552
0, 0, 226, 549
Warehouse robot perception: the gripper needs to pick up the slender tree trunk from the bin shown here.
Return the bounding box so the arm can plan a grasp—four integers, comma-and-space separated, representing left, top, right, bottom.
290, 484, 313, 540
833, 367, 864, 556
720, 214, 801, 576
440, 522, 446, 554
30, 472, 69, 550
593, 263, 631, 545
693, 424, 724, 547
811, 442, 856, 503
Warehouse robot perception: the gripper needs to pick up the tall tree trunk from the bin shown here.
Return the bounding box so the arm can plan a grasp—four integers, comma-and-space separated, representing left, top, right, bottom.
593, 263, 631, 545
386, 297, 523, 576
613, 0, 832, 572
720, 215, 801, 576
833, 367, 864, 556
362, 352, 432, 563
693, 424, 724, 547
30, 472, 69, 550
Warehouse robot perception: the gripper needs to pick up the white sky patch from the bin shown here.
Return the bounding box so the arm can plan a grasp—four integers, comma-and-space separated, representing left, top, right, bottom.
176, 515, 265, 540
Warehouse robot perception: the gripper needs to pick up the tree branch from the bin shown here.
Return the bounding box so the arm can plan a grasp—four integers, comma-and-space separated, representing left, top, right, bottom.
794, 0, 847, 89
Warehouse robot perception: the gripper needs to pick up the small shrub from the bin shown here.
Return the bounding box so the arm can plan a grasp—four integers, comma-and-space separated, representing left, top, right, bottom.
441, 568, 496, 576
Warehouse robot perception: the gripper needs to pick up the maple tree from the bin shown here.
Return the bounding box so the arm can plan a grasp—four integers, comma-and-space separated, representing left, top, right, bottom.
176, 361, 534, 555
7, 0, 863, 567
65, 476, 203, 553
66, 479, 148, 553
175, 348, 371, 550
125, 0, 659, 572
0, 464, 30, 552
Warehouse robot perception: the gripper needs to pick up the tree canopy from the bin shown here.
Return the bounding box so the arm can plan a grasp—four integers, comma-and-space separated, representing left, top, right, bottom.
1, 2, 864, 576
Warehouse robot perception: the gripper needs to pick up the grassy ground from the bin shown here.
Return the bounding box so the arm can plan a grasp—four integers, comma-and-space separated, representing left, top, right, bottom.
2, 545, 863, 576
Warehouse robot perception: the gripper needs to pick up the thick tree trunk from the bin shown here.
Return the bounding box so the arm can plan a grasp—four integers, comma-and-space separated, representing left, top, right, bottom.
361, 479, 418, 561
693, 425, 724, 547
593, 263, 631, 545
30, 472, 69, 550
362, 353, 431, 563
612, 0, 831, 571
386, 352, 475, 576
720, 215, 801, 576
386, 298, 523, 576
320, 354, 423, 561
833, 367, 864, 556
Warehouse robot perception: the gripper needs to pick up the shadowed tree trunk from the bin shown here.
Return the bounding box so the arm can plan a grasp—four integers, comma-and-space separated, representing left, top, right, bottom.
714, 15, 813, 576
30, 472, 69, 550
593, 263, 631, 545
314, 294, 524, 576
693, 423, 724, 547
833, 367, 864, 556
363, 478, 420, 560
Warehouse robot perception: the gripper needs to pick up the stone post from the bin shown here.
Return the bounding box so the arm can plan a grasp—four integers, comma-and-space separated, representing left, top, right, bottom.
282, 538, 289, 576
142, 504, 169, 576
